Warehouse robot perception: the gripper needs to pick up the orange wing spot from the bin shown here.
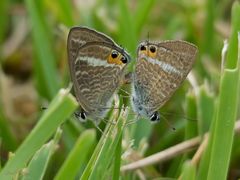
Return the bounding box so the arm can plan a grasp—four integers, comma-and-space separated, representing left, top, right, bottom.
148, 49, 157, 58
107, 51, 124, 65
140, 49, 157, 58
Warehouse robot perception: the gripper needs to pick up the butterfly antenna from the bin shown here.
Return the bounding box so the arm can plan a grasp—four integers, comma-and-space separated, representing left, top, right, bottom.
147, 31, 150, 43
160, 113, 176, 131
122, 46, 125, 53
147, 31, 150, 56
92, 121, 104, 134
160, 111, 197, 122
119, 44, 125, 54
96, 125, 105, 135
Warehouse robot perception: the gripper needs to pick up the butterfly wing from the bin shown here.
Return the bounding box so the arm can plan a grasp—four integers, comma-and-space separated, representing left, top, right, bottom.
67, 27, 130, 121
133, 40, 197, 116
157, 40, 197, 76
67, 27, 117, 68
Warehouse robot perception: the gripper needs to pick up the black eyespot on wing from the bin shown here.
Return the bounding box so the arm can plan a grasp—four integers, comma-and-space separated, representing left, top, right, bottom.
121, 56, 128, 64
74, 111, 87, 120
150, 46, 156, 53
150, 112, 160, 122
140, 44, 146, 51
80, 111, 87, 119
111, 51, 118, 58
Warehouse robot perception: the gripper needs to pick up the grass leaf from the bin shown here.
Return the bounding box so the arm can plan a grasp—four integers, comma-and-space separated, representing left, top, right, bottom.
22, 128, 62, 180
226, 1, 240, 69
207, 65, 240, 179
25, 0, 60, 99
0, 88, 78, 179
55, 129, 96, 180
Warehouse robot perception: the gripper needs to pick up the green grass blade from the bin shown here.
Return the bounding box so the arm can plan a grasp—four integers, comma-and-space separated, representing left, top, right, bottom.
196, 87, 216, 180
80, 97, 125, 180
45, 0, 74, 27
133, 0, 156, 35
61, 118, 86, 150
226, 1, 240, 69
118, 0, 137, 55
197, 116, 216, 180
181, 161, 196, 180
79, 124, 112, 179
55, 129, 96, 180
25, 0, 60, 99
113, 133, 122, 180
130, 118, 153, 148
56, 0, 75, 26
0, 88, 78, 180
22, 128, 62, 180
88, 115, 126, 180
207, 3, 240, 179
79, 119, 113, 179
185, 91, 198, 139
0, 69, 17, 150
80, 106, 126, 180
0, 107, 17, 151
0, 140, 1, 171
207, 69, 240, 179
0, 0, 8, 47
197, 84, 215, 136
202, 0, 215, 55
22, 141, 55, 180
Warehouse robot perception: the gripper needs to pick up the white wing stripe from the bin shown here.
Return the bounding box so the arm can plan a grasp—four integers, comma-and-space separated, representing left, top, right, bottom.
146, 56, 182, 75
75, 56, 117, 67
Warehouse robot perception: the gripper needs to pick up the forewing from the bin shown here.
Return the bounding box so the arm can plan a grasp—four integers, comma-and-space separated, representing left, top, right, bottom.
67, 27, 116, 68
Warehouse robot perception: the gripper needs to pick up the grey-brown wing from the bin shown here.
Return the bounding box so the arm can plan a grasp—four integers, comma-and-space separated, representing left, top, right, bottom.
67, 27, 116, 68
135, 41, 197, 112
157, 40, 197, 75
70, 43, 125, 118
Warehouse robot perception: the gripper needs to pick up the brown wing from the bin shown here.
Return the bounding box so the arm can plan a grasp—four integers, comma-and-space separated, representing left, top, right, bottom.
70, 42, 128, 119
157, 40, 197, 75
135, 41, 197, 112
67, 27, 130, 120
67, 27, 116, 69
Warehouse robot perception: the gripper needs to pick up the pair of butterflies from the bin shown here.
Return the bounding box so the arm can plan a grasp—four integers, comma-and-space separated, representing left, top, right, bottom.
67, 27, 197, 124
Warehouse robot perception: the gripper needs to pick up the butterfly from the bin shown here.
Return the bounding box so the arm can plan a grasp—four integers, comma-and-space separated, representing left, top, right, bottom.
131, 40, 198, 122
67, 27, 131, 124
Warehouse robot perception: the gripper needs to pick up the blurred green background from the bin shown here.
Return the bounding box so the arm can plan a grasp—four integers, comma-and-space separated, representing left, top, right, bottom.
0, 0, 240, 179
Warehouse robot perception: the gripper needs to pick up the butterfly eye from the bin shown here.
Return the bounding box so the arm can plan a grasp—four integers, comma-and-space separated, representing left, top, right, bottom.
121, 56, 128, 64
150, 112, 160, 122
140, 44, 147, 51
111, 51, 119, 59
149, 46, 156, 53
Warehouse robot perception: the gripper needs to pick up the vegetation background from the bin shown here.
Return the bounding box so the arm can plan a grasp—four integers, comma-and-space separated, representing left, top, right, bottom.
0, 0, 240, 179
